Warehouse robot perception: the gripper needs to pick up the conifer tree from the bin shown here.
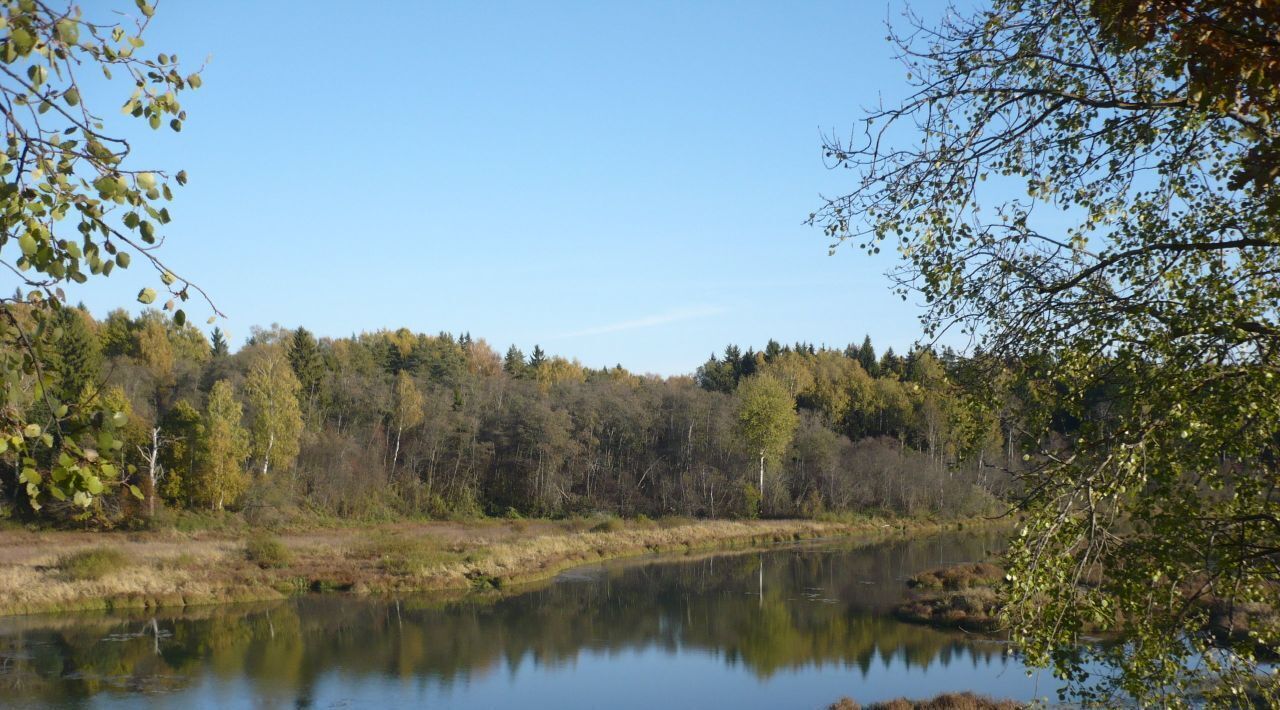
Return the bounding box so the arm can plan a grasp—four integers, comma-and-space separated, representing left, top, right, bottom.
287, 327, 324, 415
48, 307, 102, 404
209, 327, 230, 358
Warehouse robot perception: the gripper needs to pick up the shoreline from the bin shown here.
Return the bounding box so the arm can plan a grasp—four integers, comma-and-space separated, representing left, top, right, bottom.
0, 516, 985, 617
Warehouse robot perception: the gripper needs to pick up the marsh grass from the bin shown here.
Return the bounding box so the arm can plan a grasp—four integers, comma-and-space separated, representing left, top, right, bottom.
907, 562, 1004, 591
896, 562, 1005, 632
589, 516, 625, 533
349, 534, 467, 577
245, 535, 291, 569
56, 548, 130, 581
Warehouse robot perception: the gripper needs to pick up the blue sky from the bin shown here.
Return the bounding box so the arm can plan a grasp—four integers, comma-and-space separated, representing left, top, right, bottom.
63, 0, 951, 375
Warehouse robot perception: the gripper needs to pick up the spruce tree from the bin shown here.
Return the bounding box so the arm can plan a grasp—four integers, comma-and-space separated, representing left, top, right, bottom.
209, 327, 230, 358
49, 307, 102, 404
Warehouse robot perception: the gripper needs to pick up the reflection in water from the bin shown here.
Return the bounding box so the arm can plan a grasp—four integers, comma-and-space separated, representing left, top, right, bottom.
0, 530, 1057, 709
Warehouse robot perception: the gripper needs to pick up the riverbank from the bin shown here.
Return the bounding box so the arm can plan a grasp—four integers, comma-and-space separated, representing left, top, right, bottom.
0, 516, 979, 616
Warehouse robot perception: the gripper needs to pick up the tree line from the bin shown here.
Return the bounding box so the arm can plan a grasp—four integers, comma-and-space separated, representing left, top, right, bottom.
0, 305, 1012, 525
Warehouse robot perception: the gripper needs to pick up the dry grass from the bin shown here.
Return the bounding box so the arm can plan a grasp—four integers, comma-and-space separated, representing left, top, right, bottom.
895, 562, 1006, 632
908, 562, 1004, 591
0, 517, 961, 616
831, 692, 1023, 709
56, 548, 130, 581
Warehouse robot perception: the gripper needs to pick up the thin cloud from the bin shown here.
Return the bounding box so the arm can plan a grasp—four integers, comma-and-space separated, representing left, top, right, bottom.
556, 305, 727, 339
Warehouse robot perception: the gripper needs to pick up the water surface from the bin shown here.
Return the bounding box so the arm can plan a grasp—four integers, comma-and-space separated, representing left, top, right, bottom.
0, 530, 1061, 709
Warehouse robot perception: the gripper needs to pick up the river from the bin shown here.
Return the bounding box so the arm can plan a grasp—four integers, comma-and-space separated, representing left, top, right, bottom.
0, 529, 1062, 708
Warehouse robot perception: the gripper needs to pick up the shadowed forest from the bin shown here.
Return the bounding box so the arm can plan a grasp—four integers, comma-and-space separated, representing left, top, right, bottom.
1, 305, 1014, 526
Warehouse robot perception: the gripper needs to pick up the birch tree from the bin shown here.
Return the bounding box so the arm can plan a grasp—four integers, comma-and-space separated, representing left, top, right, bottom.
245, 350, 302, 476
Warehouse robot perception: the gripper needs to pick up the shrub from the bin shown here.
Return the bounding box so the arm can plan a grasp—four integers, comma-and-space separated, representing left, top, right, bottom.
57, 548, 130, 581
590, 516, 625, 533
244, 534, 291, 569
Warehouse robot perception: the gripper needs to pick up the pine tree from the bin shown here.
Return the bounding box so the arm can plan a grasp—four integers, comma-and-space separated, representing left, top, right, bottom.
48, 307, 102, 404
209, 327, 230, 358
287, 327, 324, 413
503, 345, 528, 378
857, 334, 879, 377
528, 344, 547, 370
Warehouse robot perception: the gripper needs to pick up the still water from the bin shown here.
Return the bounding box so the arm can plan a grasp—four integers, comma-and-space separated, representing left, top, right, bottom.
0, 531, 1061, 709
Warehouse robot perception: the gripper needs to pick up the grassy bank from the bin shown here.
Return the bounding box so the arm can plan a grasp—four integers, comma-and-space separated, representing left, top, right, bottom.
0, 515, 974, 617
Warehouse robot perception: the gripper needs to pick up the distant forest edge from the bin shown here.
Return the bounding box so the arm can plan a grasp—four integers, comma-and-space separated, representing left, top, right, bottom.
3, 304, 1020, 525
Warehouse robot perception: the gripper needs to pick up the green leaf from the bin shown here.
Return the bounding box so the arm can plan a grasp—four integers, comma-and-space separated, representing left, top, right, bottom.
137, 287, 157, 304
129, 484, 144, 500
56, 19, 79, 45
10, 28, 33, 55
116, 252, 131, 268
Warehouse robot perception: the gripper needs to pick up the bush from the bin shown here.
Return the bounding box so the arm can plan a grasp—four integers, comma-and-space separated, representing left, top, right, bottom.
57, 548, 130, 581
244, 534, 291, 569
590, 516, 625, 533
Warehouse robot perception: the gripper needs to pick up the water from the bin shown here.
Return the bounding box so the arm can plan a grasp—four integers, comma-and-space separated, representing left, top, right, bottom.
0, 530, 1062, 709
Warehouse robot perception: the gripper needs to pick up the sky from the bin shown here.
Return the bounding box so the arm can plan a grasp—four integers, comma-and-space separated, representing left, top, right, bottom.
55, 0, 955, 376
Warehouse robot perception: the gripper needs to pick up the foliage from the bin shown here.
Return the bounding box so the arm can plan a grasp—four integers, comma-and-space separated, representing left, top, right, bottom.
189, 380, 247, 510
244, 349, 302, 475
244, 533, 290, 569
813, 0, 1280, 703
0, 1, 206, 509
736, 374, 798, 466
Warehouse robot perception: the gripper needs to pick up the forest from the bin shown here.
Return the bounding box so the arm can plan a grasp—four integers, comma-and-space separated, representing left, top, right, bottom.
0, 304, 1012, 526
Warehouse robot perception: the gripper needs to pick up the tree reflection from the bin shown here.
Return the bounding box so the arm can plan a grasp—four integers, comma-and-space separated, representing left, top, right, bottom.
0, 532, 1010, 705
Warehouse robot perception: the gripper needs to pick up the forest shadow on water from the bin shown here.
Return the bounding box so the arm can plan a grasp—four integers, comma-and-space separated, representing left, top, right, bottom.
0, 529, 1064, 709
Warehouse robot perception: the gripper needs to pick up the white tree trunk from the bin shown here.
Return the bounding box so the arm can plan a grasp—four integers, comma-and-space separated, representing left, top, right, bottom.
137, 426, 163, 518
262, 432, 274, 476
758, 450, 765, 513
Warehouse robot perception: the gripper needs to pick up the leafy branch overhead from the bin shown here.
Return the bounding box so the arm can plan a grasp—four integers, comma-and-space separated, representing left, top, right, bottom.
0, 0, 208, 509
814, 0, 1280, 704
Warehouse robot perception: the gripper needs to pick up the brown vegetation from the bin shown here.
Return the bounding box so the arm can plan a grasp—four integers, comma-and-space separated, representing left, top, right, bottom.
0, 516, 955, 616
894, 562, 1005, 632
830, 692, 1022, 709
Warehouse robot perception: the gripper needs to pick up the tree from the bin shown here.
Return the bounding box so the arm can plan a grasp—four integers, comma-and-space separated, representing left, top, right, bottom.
528, 344, 547, 371
813, 0, 1280, 702
287, 327, 323, 416
856, 335, 878, 377
390, 369, 424, 472
46, 306, 101, 404
502, 345, 527, 379
191, 380, 247, 510
245, 350, 303, 476
0, 2, 207, 510
209, 327, 230, 358
735, 374, 797, 515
